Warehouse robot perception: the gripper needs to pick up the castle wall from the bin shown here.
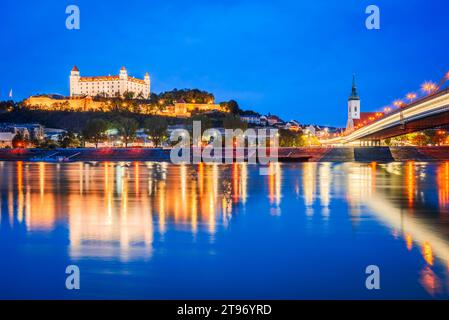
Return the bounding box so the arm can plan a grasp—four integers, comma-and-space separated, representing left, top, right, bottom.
24, 96, 109, 111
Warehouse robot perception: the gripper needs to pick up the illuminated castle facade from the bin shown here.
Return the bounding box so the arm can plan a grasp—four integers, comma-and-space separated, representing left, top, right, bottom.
70, 66, 150, 98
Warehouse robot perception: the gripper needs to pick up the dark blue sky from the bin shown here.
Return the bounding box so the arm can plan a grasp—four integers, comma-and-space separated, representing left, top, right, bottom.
1, 0, 448, 127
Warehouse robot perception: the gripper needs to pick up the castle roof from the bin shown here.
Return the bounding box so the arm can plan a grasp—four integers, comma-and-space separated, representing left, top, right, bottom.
121, 66, 127, 71
72, 65, 79, 72
128, 76, 146, 84
79, 76, 120, 82
78, 75, 146, 84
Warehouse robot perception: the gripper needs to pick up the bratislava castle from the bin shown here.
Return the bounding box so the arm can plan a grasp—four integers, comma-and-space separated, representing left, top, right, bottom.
69, 66, 150, 98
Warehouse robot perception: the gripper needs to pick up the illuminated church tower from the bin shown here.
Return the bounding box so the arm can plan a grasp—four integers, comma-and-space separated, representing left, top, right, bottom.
346, 74, 360, 130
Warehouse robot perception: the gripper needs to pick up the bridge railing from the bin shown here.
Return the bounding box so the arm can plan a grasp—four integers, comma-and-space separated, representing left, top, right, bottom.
345, 86, 449, 136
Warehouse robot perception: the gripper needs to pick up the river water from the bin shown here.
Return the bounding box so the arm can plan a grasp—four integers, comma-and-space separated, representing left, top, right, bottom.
0, 161, 448, 299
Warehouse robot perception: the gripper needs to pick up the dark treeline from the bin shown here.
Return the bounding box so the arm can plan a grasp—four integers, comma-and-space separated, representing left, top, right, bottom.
0, 109, 186, 132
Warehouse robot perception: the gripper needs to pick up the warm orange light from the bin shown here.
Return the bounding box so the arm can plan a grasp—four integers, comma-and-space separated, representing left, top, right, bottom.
421, 81, 437, 94
422, 241, 434, 266
406, 92, 417, 101
393, 100, 404, 107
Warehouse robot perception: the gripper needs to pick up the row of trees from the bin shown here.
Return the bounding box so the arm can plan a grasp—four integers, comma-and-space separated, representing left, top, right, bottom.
82, 116, 168, 148
385, 130, 448, 146
91, 89, 249, 115
9, 116, 169, 149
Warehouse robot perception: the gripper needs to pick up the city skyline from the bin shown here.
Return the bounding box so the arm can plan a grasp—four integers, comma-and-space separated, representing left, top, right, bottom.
1, 0, 449, 127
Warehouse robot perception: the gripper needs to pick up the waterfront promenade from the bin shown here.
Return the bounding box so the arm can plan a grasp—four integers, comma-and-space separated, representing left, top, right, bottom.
1, 147, 449, 162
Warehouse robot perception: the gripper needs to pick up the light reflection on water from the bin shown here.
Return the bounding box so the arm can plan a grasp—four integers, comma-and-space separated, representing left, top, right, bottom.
0, 161, 449, 299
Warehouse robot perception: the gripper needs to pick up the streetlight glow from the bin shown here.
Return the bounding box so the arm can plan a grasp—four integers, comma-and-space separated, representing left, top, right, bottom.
406, 92, 417, 102
393, 100, 404, 108
421, 81, 437, 94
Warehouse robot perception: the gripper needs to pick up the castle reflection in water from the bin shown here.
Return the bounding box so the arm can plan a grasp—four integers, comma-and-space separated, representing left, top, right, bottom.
0, 160, 449, 296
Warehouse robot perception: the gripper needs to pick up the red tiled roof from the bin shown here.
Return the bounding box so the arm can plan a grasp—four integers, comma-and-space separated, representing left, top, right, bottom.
128, 76, 146, 84
353, 112, 384, 127
79, 76, 120, 82
78, 75, 146, 84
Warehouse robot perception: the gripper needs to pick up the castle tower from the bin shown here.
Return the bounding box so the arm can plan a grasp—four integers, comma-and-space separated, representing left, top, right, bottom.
69, 65, 80, 97
346, 74, 360, 130
144, 72, 151, 99
119, 66, 128, 96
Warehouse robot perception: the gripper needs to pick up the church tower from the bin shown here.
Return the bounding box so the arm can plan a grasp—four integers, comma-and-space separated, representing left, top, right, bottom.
346, 74, 360, 130
70, 65, 80, 97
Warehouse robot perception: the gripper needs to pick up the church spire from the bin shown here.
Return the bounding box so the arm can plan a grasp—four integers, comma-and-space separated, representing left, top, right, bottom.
349, 74, 360, 101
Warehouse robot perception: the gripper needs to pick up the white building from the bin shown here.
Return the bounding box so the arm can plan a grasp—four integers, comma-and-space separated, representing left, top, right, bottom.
346, 74, 360, 130
70, 66, 150, 99
0, 132, 14, 147
240, 115, 261, 125
44, 128, 67, 141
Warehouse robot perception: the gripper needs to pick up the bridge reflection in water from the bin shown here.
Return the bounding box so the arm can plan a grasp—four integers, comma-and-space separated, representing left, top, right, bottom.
0, 161, 449, 298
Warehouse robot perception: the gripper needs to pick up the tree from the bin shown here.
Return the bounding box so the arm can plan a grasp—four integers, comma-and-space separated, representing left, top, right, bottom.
59, 131, 81, 148
136, 92, 145, 100
0, 100, 15, 112
144, 118, 168, 147
114, 116, 139, 147
188, 114, 213, 135
12, 131, 28, 148
278, 129, 304, 147
158, 89, 214, 105
410, 132, 429, 146
82, 119, 109, 148
123, 91, 135, 100
223, 100, 241, 114
222, 114, 248, 130
39, 137, 59, 149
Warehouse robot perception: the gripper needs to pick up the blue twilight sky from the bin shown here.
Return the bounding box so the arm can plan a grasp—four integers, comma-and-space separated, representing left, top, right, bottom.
0, 0, 448, 127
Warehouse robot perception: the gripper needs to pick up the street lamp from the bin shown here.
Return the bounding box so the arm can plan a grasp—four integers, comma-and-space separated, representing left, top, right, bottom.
421, 81, 437, 95
406, 92, 417, 103
393, 100, 404, 108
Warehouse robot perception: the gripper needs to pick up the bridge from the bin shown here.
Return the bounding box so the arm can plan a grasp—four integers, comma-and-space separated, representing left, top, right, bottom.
322, 77, 449, 146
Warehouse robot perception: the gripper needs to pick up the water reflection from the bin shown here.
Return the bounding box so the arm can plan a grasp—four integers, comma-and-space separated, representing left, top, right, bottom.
1, 161, 449, 298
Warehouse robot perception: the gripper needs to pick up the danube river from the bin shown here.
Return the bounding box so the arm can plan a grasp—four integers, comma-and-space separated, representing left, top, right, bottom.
0, 161, 448, 299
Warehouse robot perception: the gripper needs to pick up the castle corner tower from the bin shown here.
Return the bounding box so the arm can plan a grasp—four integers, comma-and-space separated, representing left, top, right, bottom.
144, 72, 151, 98
69, 65, 80, 97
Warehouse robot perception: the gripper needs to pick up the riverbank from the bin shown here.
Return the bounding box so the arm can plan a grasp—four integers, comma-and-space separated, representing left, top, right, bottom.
0, 146, 448, 162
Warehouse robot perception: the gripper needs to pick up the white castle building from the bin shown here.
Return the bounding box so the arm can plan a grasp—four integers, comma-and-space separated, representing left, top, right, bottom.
69, 66, 150, 98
